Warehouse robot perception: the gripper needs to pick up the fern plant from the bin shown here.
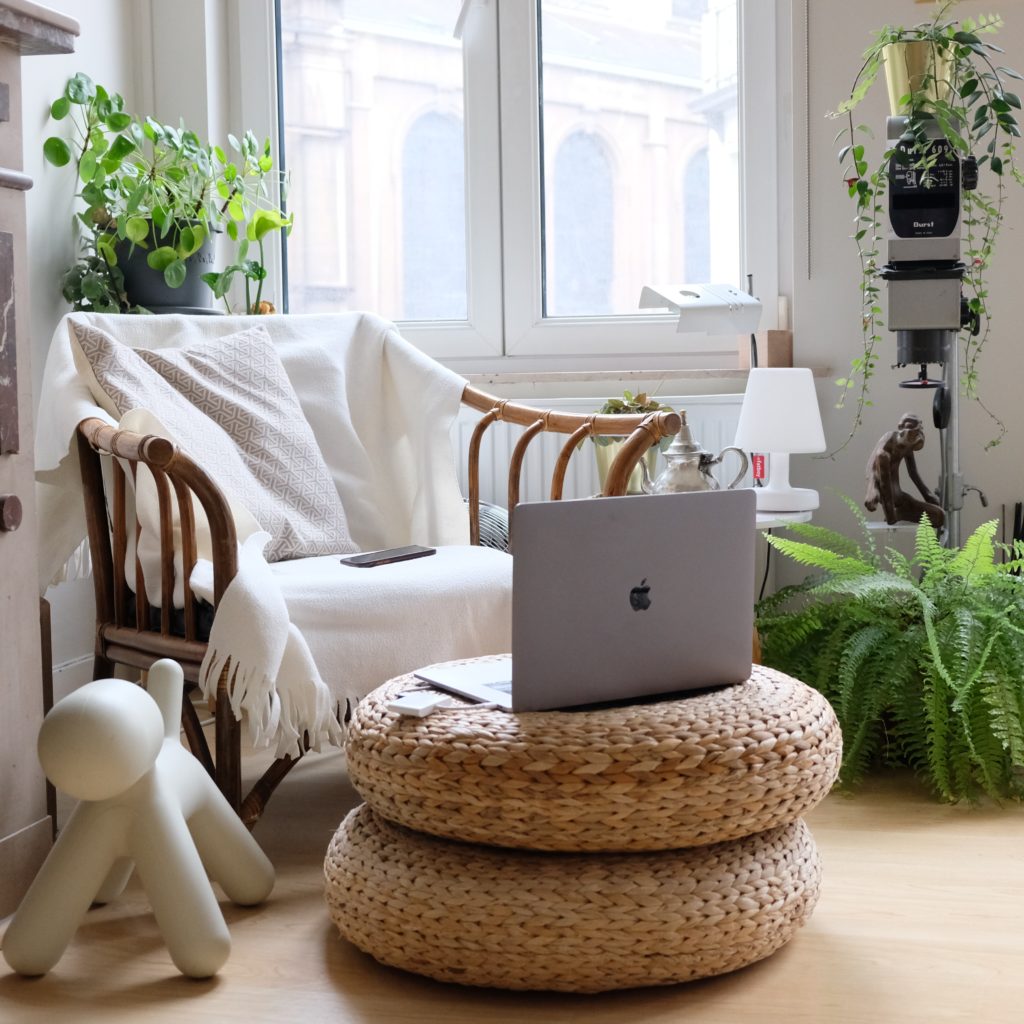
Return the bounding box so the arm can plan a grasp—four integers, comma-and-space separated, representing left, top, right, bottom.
756, 498, 1024, 801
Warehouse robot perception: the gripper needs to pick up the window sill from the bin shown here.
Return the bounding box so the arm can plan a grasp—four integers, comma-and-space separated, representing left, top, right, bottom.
463, 366, 833, 388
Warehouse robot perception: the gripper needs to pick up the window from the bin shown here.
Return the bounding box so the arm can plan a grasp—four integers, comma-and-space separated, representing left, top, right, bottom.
684, 148, 711, 283
549, 131, 614, 316
402, 112, 467, 321
274, 0, 780, 365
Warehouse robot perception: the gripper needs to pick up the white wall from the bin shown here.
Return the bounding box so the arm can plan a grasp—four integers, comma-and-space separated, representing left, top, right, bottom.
23, 0, 143, 696
785, 0, 1024, 581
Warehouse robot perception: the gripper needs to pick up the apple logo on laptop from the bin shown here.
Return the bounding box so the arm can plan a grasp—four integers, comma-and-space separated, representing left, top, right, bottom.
629, 578, 652, 612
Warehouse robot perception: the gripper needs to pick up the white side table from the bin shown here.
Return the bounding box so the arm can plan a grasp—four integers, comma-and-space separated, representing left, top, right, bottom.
756, 510, 813, 531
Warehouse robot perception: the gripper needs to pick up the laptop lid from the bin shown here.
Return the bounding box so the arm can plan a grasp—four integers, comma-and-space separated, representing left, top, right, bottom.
510, 489, 755, 711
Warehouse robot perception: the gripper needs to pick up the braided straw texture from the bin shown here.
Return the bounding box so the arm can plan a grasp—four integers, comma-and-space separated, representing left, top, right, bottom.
345, 662, 841, 851
325, 805, 822, 993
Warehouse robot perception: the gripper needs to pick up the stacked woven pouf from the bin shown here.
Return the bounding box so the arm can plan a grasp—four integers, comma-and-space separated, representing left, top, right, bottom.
326, 660, 842, 993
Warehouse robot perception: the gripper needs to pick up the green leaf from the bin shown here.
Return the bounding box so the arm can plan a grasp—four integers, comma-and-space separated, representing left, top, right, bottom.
106, 134, 136, 166
146, 246, 178, 272
179, 225, 195, 255
227, 197, 245, 221
250, 208, 289, 241
42, 136, 72, 167
96, 235, 117, 266
105, 112, 132, 131
226, 220, 238, 241
125, 182, 148, 215
125, 217, 149, 244
65, 72, 95, 105
163, 259, 187, 289
78, 150, 97, 183
50, 96, 71, 120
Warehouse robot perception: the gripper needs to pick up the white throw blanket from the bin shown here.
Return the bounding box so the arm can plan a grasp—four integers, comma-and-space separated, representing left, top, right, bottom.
36, 312, 493, 756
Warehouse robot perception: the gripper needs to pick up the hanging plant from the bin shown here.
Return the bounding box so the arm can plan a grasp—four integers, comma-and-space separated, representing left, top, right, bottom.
830, 0, 1024, 452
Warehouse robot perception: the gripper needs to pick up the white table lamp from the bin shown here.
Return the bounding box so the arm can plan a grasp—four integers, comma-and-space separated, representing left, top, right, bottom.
734, 368, 826, 512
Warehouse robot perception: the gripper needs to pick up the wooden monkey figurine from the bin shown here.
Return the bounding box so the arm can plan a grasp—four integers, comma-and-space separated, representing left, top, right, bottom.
2, 660, 275, 979
864, 413, 945, 530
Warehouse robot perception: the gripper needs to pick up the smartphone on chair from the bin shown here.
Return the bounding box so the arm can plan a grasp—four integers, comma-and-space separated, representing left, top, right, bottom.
340, 545, 437, 568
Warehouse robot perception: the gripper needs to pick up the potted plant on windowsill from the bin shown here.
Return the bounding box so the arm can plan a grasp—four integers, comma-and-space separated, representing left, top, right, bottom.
830, 0, 1024, 451
43, 73, 292, 314
592, 390, 676, 494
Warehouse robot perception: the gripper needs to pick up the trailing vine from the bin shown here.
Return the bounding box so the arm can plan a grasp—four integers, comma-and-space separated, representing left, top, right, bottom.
756, 497, 1024, 802
829, 0, 1024, 454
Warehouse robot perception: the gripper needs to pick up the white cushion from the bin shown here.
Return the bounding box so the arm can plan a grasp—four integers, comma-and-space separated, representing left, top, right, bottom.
269, 546, 513, 708
70, 320, 356, 562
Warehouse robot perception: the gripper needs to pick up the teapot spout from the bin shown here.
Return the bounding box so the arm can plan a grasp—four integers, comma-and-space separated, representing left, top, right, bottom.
638, 454, 654, 494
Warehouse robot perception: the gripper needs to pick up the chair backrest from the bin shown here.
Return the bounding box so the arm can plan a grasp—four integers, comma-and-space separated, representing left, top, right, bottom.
460, 385, 680, 544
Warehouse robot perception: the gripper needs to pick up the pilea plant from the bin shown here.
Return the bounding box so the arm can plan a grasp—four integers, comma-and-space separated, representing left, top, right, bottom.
831, 0, 1024, 451
44, 72, 291, 314
756, 498, 1024, 802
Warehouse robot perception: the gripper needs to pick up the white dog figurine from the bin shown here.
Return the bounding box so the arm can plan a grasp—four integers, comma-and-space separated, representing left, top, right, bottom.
2, 659, 274, 978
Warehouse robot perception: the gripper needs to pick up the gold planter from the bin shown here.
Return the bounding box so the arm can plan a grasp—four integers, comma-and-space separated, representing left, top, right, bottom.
883, 40, 952, 115
593, 440, 659, 495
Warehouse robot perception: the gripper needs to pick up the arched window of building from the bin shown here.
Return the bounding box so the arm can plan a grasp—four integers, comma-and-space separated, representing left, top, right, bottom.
684, 148, 711, 283
550, 131, 613, 316
402, 112, 466, 320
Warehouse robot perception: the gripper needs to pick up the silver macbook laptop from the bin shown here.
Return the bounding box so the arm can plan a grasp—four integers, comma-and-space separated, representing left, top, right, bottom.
414, 489, 755, 712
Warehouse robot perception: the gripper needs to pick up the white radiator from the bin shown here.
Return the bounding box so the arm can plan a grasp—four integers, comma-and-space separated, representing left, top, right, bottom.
454, 394, 747, 506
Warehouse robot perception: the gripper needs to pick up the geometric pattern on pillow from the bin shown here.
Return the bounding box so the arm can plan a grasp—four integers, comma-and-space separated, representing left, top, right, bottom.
70, 321, 356, 561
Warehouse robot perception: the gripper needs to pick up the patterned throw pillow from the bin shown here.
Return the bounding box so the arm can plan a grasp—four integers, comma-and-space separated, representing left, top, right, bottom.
71, 321, 356, 561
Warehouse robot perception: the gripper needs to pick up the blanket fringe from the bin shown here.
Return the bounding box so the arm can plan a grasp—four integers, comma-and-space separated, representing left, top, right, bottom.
199, 637, 343, 759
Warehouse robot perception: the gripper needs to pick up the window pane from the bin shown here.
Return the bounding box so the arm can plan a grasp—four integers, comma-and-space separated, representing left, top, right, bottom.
539, 0, 739, 318
279, 0, 468, 320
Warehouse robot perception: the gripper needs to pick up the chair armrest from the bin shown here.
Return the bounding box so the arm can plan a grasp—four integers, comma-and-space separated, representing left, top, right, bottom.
77, 417, 238, 637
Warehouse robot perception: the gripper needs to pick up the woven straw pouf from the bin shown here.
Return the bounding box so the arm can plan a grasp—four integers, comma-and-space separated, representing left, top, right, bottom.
344, 661, 841, 851
325, 804, 822, 993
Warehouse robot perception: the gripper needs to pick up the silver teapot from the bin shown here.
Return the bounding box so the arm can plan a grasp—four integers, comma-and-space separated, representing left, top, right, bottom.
639, 412, 749, 494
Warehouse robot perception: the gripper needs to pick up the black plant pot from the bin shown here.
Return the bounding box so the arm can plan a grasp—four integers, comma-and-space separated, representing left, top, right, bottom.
117, 230, 217, 312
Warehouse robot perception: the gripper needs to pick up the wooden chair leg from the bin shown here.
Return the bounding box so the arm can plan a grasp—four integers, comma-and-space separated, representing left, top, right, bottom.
215, 687, 242, 814
181, 690, 216, 779
40, 599, 57, 840
240, 755, 302, 830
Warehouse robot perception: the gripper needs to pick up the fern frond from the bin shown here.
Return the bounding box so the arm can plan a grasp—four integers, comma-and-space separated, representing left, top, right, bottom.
922, 667, 954, 801
782, 521, 867, 560
837, 492, 878, 564
765, 534, 873, 576
914, 514, 950, 580
950, 519, 999, 582
885, 547, 914, 579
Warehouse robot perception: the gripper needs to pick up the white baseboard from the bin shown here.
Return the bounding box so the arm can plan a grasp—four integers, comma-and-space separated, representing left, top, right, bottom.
52, 655, 95, 704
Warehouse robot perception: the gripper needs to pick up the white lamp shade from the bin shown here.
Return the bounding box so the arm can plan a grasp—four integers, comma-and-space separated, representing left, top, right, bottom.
733, 368, 826, 454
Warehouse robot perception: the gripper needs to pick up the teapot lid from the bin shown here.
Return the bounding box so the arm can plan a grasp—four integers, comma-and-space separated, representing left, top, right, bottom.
662, 411, 711, 459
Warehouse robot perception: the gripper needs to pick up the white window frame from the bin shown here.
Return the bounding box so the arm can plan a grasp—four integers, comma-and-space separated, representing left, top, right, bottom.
498, 0, 778, 361
157, 0, 782, 368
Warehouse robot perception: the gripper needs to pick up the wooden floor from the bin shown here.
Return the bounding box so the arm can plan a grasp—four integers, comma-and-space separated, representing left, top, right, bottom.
3, 751, 1024, 1024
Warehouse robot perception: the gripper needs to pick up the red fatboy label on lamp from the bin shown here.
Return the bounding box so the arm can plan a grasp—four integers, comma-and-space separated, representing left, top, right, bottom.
751, 454, 766, 481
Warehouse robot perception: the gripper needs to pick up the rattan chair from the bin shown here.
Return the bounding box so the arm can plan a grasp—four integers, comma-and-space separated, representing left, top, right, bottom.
77, 386, 680, 826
